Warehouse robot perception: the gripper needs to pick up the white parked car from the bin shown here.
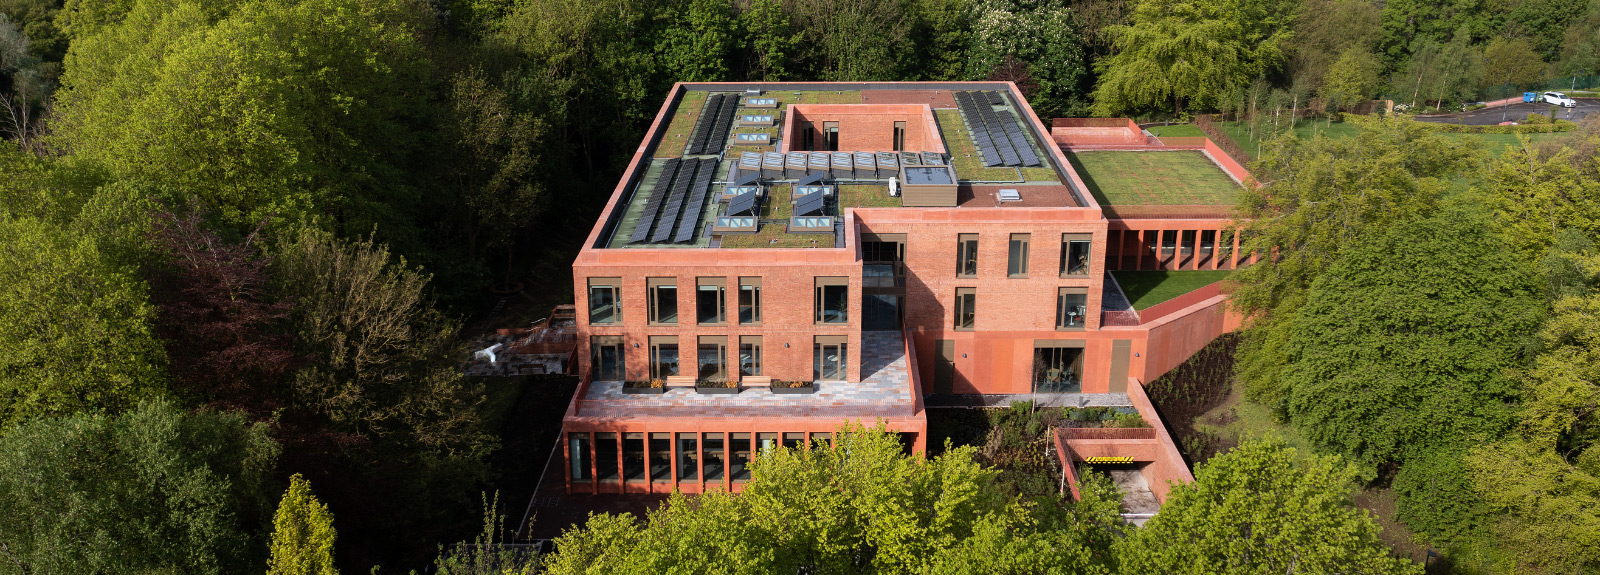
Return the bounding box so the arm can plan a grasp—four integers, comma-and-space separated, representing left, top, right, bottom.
1543, 91, 1577, 107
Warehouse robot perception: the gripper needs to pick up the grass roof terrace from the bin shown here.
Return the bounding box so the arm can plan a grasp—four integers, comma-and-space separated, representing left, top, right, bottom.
1065, 150, 1242, 218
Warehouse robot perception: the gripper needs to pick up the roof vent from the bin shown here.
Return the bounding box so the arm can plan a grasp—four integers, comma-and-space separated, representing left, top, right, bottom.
746, 88, 762, 96
997, 189, 1022, 202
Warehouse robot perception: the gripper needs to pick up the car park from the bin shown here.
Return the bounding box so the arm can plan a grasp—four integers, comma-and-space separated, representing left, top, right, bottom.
1543, 91, 1578, 107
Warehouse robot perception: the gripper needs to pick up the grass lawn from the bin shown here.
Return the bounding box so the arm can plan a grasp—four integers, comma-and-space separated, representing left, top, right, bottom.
1218, 119, 1570, 160
653, 90, 709, 158
1067, 151, 1241, 207
1113, 270, 1230, 310
1149, 124, 1206, 138
934, 109, 1028, 182
838, 184, 897, 208
717, 220, 834, 248
760, 184, 793, 219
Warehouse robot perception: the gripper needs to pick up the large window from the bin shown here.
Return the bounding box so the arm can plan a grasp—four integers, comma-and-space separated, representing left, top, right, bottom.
568, 433, 590, 481
591, 336, 625, 381
647, 278, 677, 324
815, 277, 849, 324
703, 433, 724, 482
1061, 234, 1091, 277
954, 288, 976, 331
1033, 343, 1084, 393
758, 432, 779, 453
739, 336, 763, 376
738, 277, 762, 324
587, 278, 622, 324
1056, 288, 1087, 330
696, 277, 725, 324
783, 432, 806, 450
649, 336, 679, 379
623, 433, 645, 482
824, 121, 839, 151
650, 433, 672, 482
814, 336, 847, 381
596, 432, 618, 482
730, 433, 752, 482
677, 433, 698, 482
698, 336, 728, 383
892, 121, 906, 151
956, 234, 978, 277
1008, 234, 1030, 277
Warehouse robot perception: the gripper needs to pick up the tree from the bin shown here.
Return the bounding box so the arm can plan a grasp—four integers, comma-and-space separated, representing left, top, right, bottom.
737, 0, 799, 81
1320, 47, 1381, 114
52, 0, 432, 233
438, 68, 545, 288
1482, 139, 1600, 258
910, 0, 972, 81
1558, 1, 1600, 77
787, 0, 915, 81
0, 215, 167, 428
1230, 117, 1477, 404
0, 400, 278, 574
657, 0, 735, 82
1091, 0, 1246, 116
267, 474, 340, 575
1289, 0, 1380, 95
1483, 37, 1547, 89
0, 13, 50, 152
965, 0, 1088, 117
539, 425, 1124, 574
1117, 439, 1422, 575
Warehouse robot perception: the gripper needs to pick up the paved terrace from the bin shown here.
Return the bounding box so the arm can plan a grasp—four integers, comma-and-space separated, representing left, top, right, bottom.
572, 331, 916, 419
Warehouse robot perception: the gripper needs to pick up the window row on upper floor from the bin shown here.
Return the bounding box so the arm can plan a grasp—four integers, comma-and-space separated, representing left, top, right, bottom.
952, 286, 1089, 331
955, 233, 1093, 279
587, 276, 851, 327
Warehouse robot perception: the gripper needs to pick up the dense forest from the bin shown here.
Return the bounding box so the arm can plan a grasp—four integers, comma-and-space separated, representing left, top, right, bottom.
2, 0, 1600, 572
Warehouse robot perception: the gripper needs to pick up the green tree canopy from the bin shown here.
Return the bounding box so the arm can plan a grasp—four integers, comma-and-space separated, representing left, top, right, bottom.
1117, 439, 1421, 574
1320, 47, 1382, 113
267, 474, 340, 575
964, 0, 1088, 117
1483, 37, 1547, 89
1093, 0, 1294, 116
539, 425, 1124, 575
656, 0, 735, 82
1482, 129, 1600, 258
0, 400, 278, 574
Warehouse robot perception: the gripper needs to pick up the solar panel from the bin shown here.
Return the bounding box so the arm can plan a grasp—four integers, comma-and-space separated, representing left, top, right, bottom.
727, 190, 758, 216
986, 91, 1004, 105
652, 160, 699, 242
734, 171, 759, 186
673, 158, 718, 242
705, 95, 739, 155
998, 111, 1040, 166
795, 190, 827, 216
797, 172, 825, 186
686, 95, 724, 155
629, 159, 681, 243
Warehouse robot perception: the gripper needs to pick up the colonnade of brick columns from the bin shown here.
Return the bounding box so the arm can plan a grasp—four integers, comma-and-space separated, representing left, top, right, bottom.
1103, 227, 1258, 271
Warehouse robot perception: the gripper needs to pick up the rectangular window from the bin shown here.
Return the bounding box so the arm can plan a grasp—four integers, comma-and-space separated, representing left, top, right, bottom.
730, 433, 751, 482
1032, 342, 1085, 393
587, 278, 622, 324
863, 240, 903, 264
568, 433, 591, 481
703, 433, 725, 481
677, 433, 698, 482
698, 336, 728, 383
824, 121, 839, 151
893, 121, 906, 151
815, 277, 849, 324
650, 433, 672, 482
738, 277, 762, 324
1061, 234, 1091, 276
811, 432, 832, 446
591, 336, 625, 381
696, 277, 725, 324
956, 234, 978, 277
954, 288, 976, 330
783, 432, 806, 450
647, 278, 678, 325
758, 432, 779, 453
1056, 288, 1088, 330
1008, 234, 1030, 277
649, 336, 679, 380
801, 122, 814, 150
596, 432, 618, 482
623, 433, 645, 482
814, 336, 848, 381
739, 335, 763, 376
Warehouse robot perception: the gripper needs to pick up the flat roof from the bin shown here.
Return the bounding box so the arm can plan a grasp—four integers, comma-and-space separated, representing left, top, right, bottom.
1065, 150, 1241, 219
590, 83, 1089, 250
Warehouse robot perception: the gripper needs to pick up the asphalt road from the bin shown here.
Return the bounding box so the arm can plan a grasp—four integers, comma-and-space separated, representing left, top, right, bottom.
1415, 98, 1599, 125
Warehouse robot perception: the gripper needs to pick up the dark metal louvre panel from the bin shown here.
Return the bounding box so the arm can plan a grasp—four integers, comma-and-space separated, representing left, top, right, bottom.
795, 189, 827, 216
628, 159, 681, 243
651, 159, 699, 242
673, 158, 718, 242
998, 111, 1041, 166
687, 95, 725, 155
808, 152, 829, 173
830, 152, 853, 178
706, 97, 739, 155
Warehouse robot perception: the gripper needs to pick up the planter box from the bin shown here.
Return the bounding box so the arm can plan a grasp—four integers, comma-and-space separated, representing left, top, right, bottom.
771, 385, 816, 395
696, 386, 740, 395
621, 386, 666, 395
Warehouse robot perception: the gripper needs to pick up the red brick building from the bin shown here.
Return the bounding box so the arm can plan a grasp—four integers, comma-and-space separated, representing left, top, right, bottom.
560, 82, 1245, 498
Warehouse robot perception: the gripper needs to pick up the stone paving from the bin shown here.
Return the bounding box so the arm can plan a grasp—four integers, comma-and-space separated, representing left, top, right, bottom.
575, 331, 916, 419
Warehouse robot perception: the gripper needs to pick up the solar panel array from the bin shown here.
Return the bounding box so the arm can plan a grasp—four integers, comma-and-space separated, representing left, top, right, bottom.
727, 190, 759, 216
953, 91, 1041, 168
795, 189, 828, 216
628, 158, 718, 245
686, 94, 740, 155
